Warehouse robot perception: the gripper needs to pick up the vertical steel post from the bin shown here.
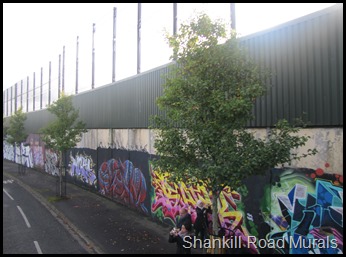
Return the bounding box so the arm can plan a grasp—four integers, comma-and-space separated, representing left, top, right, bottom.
10, 86, 13, 115
20, 80, 23, 109
33, 72, 35, 111
49, 61, 51, 105
62, 46, 65, 93
112, 7, 117, 83
137, 3, 141, 74
58, 54, 61, 98
6, 89, 8, 116
14, 83, 17, 112
40, 67, 43, 109
230, 3, 236, 31
92, 23, 95, 89
173, 3, 177, 35
26, 76, 29, 112
6, 88, 8, 116
76, 36, 79, 94
173, 3, 178, 60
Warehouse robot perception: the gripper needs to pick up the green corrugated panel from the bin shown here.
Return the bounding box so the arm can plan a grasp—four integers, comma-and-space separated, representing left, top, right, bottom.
240, 4, 342, 127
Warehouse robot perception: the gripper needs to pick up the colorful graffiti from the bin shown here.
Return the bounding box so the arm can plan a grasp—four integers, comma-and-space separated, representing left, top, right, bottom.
266, 168, 343, 254
3, 142, 33, 168
3, 134, 343, 254
98, 158, 148, 214
151, 163, 343, 254
26, 134, 45, 168
44, 149, 59, 176
69, 151, 97, 187
150, 163, 258, 253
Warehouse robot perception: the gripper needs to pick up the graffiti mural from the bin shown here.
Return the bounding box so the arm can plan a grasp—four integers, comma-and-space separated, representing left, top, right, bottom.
15, 145, 21, 164
26, 134, 45, 168
3, 133, 343, 255
3, 141, 14, 161
21, 143, 33, 168
3, 142, 33, 168
267, 168, 343, 254
150, 162, 343, 254
68, 151, 97, 187
150, 162, 259, 253
29, 145, 44, 168
98, 158, 148, 214
44, 149, 59, 176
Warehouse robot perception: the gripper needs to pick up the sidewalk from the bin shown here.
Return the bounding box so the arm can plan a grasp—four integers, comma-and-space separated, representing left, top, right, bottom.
3, 159, 204, 254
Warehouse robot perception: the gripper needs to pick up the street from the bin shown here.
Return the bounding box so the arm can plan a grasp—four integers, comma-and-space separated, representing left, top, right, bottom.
3, 174, 89, 254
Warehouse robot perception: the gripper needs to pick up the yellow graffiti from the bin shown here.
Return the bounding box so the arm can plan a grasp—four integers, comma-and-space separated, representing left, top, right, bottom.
151, 164, 248, 234
218, 190, 243, 230
152, 168, 211, 207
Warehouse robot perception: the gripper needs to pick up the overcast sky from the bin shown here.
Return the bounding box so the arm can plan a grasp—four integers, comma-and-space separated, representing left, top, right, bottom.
3, 3, 337, 95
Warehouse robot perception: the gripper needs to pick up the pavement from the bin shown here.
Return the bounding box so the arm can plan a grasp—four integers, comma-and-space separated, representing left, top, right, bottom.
3, 159, 205, 254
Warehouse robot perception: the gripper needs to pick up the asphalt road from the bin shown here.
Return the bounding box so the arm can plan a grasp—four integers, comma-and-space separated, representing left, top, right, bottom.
3, 175, 89, 254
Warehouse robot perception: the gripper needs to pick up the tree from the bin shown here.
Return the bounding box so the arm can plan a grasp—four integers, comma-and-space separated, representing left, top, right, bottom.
40, 92, 87, 197
3, 117, 9, 140
6, 107, 28, 172
151, 13, 317, 237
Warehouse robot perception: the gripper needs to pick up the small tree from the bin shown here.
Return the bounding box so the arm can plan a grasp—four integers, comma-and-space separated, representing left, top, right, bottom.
151, 13, 317, 237
3, 117, 9, 140
40, 92, 87, 197
6, 107, 28, 170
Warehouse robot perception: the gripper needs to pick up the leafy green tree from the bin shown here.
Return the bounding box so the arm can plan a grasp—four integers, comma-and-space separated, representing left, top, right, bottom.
6, 107, 28, 168
151, 13, 317, 235
40, 92, 87, 197
3, 117, 9, 140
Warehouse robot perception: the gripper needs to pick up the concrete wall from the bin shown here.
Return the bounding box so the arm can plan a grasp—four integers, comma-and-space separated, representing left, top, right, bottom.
76, 127, 343, 175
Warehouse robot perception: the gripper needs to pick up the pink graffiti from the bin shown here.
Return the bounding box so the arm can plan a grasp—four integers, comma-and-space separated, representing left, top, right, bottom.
310, 227, 343, 249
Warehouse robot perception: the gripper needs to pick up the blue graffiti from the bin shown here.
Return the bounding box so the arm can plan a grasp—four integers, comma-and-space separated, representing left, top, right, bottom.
271, 180, 343, 254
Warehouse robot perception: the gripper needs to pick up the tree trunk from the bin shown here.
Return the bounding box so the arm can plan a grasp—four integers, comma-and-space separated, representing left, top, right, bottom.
15, 142, 22, 174
15, 142, 19, 173
212, 190, 219, 235
15, 142, 18, 164
20, 143, 22, 165
207, 190, 225, 254
20, 142, 23, 174
59, 152, 63, 197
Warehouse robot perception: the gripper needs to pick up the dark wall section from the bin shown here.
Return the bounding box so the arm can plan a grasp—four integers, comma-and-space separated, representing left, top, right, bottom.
97, 148, 149, 215
66, 148, 98, 191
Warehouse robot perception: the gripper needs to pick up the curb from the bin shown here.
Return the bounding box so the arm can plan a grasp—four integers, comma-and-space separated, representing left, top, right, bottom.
4, 171, 105, 254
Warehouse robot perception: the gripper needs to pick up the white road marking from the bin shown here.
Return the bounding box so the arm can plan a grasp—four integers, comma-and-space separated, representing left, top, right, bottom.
34, 241, 43, 254
3, 189, 14, 200
17, 206, 31, 228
